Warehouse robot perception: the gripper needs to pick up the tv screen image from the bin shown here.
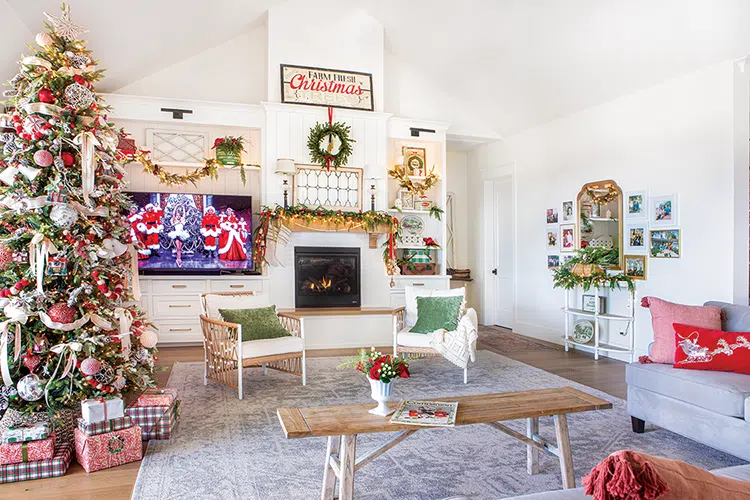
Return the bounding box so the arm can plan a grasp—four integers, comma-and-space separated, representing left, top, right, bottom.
126, 192, 256, 275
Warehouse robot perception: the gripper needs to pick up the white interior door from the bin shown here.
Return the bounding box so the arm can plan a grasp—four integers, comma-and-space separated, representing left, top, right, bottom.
492, 178, 514, 328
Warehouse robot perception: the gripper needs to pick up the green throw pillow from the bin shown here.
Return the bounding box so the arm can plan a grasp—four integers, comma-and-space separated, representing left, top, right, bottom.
410, 296, 463, 334
218, 306, 291, 342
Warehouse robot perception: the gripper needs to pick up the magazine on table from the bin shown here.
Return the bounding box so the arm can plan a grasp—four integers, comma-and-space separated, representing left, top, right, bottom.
389, 400, 458, 427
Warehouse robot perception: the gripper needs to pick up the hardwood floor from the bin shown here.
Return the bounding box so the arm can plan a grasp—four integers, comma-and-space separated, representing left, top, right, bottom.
0, 327, 626, 499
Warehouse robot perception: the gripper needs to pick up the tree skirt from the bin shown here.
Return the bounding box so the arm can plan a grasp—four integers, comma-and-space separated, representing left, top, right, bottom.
132, 352, 745, 500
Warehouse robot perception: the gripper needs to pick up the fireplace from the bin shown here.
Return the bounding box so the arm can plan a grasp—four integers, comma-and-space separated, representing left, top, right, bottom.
294, 247, 361, 308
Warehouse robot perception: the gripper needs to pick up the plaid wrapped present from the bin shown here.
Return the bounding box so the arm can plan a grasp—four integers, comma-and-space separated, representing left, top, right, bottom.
134, 388, 178, 407
74, 426, 142, 472
0, 435, 55, 465
77, 416, 132, 437
0, 442, 71, 483
125, 400, 180, 440
2, 422, 50, 443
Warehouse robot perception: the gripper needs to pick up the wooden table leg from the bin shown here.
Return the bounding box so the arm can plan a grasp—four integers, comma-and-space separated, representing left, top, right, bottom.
526, 417, 539, 475
339, 434, 357, 500
321, 435, 340, 500
553, 414, 575, 489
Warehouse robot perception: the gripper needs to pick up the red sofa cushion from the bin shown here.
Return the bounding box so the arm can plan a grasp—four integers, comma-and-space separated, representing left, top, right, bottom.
673, 323, 750, 375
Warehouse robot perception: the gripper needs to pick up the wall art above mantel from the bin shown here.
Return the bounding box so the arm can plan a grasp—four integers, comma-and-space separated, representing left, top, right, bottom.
280, 64, 374, 111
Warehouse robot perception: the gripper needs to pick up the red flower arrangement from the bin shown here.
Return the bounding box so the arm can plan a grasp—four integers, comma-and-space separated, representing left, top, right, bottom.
341, 348, 409, 384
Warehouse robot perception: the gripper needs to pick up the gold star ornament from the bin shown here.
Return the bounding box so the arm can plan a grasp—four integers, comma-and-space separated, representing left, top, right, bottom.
43, 4, 88, 41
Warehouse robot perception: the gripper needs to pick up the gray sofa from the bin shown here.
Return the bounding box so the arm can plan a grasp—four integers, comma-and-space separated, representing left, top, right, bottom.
626, 301, 750, 462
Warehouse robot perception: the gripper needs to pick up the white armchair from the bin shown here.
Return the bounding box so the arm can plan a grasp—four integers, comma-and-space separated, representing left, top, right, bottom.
392, 286, 478, 384
199, 291, 306, 399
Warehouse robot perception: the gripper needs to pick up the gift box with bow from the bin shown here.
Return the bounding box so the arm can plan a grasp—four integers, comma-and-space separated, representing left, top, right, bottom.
2, 422, 50, 443
80, 396, 124, 424
0, 442, 72, 483
74, 426, 142, 473
126, 399, 180, 440
76, 415, 132, 437
134, 388, 178, 408
0, 434, 55, 465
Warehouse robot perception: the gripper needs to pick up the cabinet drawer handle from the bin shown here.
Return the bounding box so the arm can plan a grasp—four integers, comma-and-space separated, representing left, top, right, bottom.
413, 283, 426, 287
169, 328, 193, 332
229, 284, 245, 289
168, 304, 192, 308
172, 284, 188, 289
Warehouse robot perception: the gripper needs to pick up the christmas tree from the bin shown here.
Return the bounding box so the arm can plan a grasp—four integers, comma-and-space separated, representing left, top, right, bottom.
0, 3, 156, 420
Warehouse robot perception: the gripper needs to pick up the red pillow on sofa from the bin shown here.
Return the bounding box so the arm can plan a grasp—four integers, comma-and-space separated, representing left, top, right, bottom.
641, 297, 722, 363
673, 323, 750, 375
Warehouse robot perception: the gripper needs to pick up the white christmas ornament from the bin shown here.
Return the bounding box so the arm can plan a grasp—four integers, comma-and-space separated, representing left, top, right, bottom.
49, 203, 79, 228
94, 364, 114, 385
43, 5, 88, 41
17, 373, 44, 401
35, 32, 53, 48
139, 330, 158, 349
64, 83, 94, 110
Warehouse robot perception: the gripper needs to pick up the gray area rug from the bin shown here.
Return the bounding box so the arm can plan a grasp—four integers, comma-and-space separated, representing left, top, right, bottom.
132, 351, 745, 500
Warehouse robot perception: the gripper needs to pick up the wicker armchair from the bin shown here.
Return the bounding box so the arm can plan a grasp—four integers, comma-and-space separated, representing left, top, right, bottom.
199, 291, 306, 400
392, 286, 477, 384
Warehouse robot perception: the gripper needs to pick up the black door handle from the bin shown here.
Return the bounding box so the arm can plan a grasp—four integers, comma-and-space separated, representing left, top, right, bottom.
491, 269, 498, 275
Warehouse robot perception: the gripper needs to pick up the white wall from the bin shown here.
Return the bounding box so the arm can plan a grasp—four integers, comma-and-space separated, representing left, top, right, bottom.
446, 151, 469, 269
468, 60, 749, 357
114, 26, 267, 104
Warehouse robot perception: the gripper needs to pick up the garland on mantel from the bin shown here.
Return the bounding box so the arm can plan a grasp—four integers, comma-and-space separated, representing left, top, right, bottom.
253, 205, 400, 279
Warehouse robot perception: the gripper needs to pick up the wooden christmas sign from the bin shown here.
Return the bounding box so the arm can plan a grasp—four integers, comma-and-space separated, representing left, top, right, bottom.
280, 64, 374, 111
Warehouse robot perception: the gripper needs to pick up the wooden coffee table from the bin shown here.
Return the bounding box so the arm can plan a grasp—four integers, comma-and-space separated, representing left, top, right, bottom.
277, 387, 612, 499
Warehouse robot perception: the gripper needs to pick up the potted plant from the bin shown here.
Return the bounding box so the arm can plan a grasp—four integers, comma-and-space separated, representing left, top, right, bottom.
552, 247, 634, 292
339, 348, 410, 416
212, 136, 245, 166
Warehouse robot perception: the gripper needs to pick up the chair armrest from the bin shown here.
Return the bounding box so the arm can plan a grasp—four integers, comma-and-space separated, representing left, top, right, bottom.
277, 312, 304, 339
392, 307, 405, 335
199, 314, 240, 354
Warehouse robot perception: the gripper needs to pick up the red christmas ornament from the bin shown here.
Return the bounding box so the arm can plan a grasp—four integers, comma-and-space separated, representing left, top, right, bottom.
61, 151, 75, 167
37, 89, 55, 104
47, 302, 77, 324
21, 349, 40, 372
0, 245, 12, 270
80, 357, 102, 376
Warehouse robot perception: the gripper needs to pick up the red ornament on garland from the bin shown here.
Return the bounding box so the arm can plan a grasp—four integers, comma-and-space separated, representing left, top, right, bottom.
21, 349, 40, 372
37, 89, 56, 104
60, 151, 74, 167
33, 150, 54, 167
47, 302, 76, 324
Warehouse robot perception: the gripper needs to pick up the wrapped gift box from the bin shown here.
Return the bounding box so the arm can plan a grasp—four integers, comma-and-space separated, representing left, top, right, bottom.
134, 388, 178, 407
81, 397, 124, 424
0, 435, 55, 465
77, 416, 132, 437
126, 400, 179, 440
0, 442, 72, 483
2, 422, 50, 443
74, 426, 142, 473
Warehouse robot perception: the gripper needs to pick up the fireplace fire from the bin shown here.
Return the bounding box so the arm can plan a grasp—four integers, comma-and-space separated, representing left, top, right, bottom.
294, 247, 361, 308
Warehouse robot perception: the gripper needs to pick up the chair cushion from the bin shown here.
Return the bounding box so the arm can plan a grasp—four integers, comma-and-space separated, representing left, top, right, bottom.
241, 335, 304, 359
626, 362, 750, 418
219, 306, 291, 342
411, 296, 463, 333
204, 293, 267, 319
396, 330, 434, 349
404, 286, 465, 328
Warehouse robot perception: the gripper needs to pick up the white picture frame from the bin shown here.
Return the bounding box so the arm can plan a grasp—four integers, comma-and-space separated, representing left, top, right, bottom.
560, 224, 575, 253
561, 200, 574, 222
546, 207, 559, 225
625, 190, 647, 219
650, 194, 678, 227
546, 228, 559, 250
625, 223, 647, 253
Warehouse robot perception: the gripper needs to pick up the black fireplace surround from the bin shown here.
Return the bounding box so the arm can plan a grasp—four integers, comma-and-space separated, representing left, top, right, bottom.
294, 246, 361, 308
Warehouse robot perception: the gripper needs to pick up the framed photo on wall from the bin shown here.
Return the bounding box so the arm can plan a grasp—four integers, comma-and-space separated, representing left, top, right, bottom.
547, 255, 560, 269
650, 194, 677, 226
561, 200, 574, 222
546, 208, 559, 224
547, 229, 559, 250
649, 229, 680, 258
582, 294, 606, 313
398, 189, 414, 210
625, 190, 647, 219
402, 147, 427, 177
560, 224, 575, 252
624, 255, 647, 280
625, 224, 647, 253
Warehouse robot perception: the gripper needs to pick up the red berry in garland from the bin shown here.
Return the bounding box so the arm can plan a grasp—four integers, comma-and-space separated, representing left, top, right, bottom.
37, 88, 56, 104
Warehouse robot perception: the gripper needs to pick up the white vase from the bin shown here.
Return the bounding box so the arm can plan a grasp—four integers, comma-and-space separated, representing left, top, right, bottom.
368, 378, 394, 416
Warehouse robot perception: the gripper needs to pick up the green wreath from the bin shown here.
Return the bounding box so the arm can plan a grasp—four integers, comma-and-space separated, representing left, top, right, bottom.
307, 121, 355, 170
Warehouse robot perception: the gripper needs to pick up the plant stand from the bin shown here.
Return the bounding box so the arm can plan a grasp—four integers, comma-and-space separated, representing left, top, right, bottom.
562, 286, 636, 362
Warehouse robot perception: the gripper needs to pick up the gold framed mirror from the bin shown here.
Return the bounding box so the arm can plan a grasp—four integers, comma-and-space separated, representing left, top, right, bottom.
576, 180, 624, 270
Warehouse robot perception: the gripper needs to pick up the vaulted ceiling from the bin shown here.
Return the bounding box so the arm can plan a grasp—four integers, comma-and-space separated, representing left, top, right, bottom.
3, 0, 750, 137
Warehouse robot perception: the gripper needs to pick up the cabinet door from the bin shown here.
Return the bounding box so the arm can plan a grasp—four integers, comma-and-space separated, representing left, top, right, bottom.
152, 296, 202, 319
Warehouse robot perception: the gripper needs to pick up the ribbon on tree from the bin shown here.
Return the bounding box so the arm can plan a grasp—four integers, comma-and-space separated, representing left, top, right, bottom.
324, 106, 334, 171
29, 233, 58, 294
38, 311, 90, 331
72, 202, 108, 217
127, 245, 141, 300
114, 308, 133, 357
0, 322, 21, 387
73, 131, 100, 205
45, 341, 82, 405
0, 195, 48, 212
22, 102, 62, 117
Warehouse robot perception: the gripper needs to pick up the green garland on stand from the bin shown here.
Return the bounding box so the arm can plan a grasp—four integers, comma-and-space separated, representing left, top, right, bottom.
307, 121, 355, 171
552, 247, 635, 292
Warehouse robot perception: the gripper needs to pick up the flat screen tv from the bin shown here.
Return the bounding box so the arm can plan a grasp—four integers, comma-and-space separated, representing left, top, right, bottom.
126, 192, 258, 276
